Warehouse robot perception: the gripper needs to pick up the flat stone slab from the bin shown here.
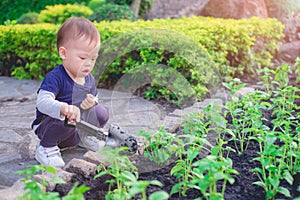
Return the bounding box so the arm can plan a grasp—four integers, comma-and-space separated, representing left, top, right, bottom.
0, 129, 22, 143
0, 77, 40, 98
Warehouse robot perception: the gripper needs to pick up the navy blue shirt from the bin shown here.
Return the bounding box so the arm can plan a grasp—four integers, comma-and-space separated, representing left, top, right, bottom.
32, 64, 98, 127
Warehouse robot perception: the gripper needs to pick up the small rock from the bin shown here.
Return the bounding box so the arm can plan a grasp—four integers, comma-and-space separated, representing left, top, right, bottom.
83, 151, 110, 166
234, 87, 255, 97
64, 158, 97, 178
18, 132, 39, 160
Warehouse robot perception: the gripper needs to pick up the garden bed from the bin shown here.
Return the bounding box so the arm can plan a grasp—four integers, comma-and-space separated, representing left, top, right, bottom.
54, 66, 300, 200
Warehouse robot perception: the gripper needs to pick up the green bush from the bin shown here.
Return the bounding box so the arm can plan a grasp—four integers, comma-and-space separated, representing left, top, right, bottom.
0, 16, 284, 102
38, 4, 93, 24
16, 12, 39, 24
106, 0, 154, 18
106, 0, 134, 5
88, 4, 137, 22
0, 0, 90, 25
94, 16, 284, 81
0, 24, 60, 79
88, 0, 107, 11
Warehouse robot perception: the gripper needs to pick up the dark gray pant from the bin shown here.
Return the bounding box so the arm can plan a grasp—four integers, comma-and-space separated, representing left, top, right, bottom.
36, 105, 109, 148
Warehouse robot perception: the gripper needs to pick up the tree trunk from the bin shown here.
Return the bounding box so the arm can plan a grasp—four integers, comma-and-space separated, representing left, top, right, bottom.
131, 0, 141, 16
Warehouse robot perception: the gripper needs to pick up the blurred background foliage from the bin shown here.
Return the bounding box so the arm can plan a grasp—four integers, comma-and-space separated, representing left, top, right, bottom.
0, 0, 153, 25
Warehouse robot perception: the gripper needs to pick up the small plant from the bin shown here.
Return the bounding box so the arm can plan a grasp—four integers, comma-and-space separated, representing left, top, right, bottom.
17, 164, 62, 200
273, 64, 292, 89
17, 164, 90, 200
190, 155, 238, 200
140, 126, 177, 164
257, 67, 275, 95
222, 78, 246, 97
95, 147, 137, 199
124, 172, 169, 200
251, 131, 293, 200
170, 144, 203, 196
95, 147, 168, 200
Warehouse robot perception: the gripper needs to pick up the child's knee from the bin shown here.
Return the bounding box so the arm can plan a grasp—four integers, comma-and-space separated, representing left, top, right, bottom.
95, 105, 109, 125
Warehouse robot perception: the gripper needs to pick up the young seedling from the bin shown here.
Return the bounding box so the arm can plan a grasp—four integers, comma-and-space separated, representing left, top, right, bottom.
251, 131, 292, 200
94, 147, 137, 200
257, 67, 276, 95
17, 164, 89, 200
95, 146, 168, 200
190, 155, 238, 200
170, 144, 203, 197
139, 126, 177, 164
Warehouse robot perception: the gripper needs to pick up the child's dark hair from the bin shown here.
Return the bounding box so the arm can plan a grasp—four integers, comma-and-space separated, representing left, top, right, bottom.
57, 17, 100, 50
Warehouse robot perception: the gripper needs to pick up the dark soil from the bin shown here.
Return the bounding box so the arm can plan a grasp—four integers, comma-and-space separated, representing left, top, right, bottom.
54, 136, 300, 200
54, 73, 300, 200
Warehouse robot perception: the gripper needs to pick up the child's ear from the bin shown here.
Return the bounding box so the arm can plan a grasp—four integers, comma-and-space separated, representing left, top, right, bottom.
59, 47, 67, 59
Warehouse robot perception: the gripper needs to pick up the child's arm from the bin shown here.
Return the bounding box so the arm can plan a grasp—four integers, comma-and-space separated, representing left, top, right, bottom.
37, 89, 80, 122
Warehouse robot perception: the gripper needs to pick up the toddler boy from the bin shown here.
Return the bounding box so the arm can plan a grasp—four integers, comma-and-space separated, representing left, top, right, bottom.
31, 17, 109, 167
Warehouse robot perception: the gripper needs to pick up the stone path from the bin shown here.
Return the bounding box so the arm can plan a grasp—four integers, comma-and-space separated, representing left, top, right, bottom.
0, 76, 236, 199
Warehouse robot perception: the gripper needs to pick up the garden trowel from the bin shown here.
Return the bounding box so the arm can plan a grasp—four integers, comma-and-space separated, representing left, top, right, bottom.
64, 118, 139, 153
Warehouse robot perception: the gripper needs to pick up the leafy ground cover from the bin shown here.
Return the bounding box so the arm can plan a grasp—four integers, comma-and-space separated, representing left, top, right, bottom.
19, 64, 300, 200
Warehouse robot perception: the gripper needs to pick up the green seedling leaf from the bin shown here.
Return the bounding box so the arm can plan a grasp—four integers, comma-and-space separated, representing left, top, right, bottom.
283, 170, 293, 185
149, 180, 163, 187
214, 172, 226, 180
121, 171, 137, 182
170, 182, 184, 195
50, 177, 66, 184
252, 167, 264, 174
45, 166, 57, 174
149, 191, 169, 200
269, 177, 280, 188
170, 162, 184, 176
128, 182, 150, 196
266, 190, 276, 199
277, 186, 291, 197
211, 146, 221, 156
94, 170, 109, 179
266, 165, 277, 173
253, 181, 266, 188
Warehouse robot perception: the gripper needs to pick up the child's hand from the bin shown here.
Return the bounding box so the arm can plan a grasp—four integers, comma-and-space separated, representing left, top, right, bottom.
80, 94, 96, 110
60, 103, 80, 122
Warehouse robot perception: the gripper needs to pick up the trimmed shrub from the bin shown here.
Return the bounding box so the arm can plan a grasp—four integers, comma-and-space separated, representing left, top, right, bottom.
0, 24, 60, 79
38, 4, 93, 24
0, 0, 90, 25
106, 0, 134, 5
88, 0, 107, 11
88, 4, 137, 22
16, 12, 39, 24
0, 16, 284, 102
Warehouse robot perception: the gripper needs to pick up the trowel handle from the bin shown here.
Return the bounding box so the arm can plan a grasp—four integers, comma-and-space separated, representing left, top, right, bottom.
64, 118, 76, 127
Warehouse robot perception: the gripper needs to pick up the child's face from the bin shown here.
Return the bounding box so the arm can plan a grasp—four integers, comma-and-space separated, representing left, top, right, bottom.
59, 35, 100, 80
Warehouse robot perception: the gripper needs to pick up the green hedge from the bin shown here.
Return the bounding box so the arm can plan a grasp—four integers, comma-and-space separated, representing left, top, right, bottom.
38, 4, 93, 24
0, 0, 90, 25
0, 24, 60, 79
88, 4, 137, 22
94, 16, 284, 83
0, 16, 284, 102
